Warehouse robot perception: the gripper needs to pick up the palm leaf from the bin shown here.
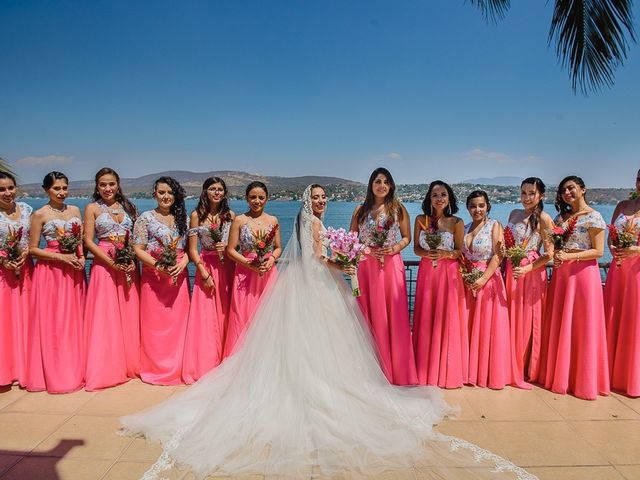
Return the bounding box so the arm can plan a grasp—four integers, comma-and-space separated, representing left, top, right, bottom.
0, 157, 15, 176
549, 0, 636, 93
467, 0, 511, 22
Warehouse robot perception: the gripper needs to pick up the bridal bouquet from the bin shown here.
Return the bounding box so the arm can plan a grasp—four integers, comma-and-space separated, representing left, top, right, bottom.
0, 225, 24, 279
321, 227, 369, 297
368, 216, 395, 266
459, 257, 484, 298
547, 216, 578, 252
56, 222, 83, 256
150, 234, 179, 285
502, 226, 529, 270
208, 223, 226, 264
420, 216, 442, 268
252, 224, 279, 276
109, 231, 135, 286
608, 220, 639, 266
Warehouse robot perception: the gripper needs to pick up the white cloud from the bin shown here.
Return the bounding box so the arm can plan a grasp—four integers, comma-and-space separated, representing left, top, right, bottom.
16, 155, 74, 166
386, 152, 401, 160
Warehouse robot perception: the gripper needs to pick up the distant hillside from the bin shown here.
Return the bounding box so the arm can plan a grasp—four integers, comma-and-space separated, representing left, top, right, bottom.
461, 176, 523, 187
17, 170, 363, 198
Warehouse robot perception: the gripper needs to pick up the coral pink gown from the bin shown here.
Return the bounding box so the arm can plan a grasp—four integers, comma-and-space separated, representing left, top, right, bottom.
223, 224, 277, 358
0, 202, 33, 387
134, 211, 190, 386
84, 201, 140, 391
537, 211, 610, 400
504, 221, 547, 389
182, 223, 235, 383
412, 229, 468, 388
356, 212, 417, 386
463, 219, 511, 389
604, 213, 640, 397
26, 217, 86, 393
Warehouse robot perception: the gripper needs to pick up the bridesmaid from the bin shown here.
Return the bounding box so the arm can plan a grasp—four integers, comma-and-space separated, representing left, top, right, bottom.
27, 171, 85, 393
604, 168, 640, 397
83, 167, 140, 391
0, 171, 32, 387
182, 177, 235, 383
462, 190, 511, 389
412, 180, 467, 388
504, 178, 554, 389
223, 181, 281, 358
133, 176, 190, 385
537, 175, 609, 400
349, 167, 417, 386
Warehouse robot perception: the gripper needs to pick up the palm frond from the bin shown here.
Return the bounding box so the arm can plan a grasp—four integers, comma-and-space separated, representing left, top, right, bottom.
467, 0, 511, 23
0, 157, 15, 176
549, 0, 636, 94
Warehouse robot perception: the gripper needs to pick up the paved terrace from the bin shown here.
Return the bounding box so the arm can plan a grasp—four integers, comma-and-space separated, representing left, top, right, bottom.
0, 381, 638, 480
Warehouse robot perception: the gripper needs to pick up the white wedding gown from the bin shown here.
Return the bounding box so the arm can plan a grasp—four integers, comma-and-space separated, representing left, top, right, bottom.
120, 187, 537, 480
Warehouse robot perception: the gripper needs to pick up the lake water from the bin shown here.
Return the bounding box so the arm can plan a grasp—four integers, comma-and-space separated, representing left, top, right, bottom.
22, 198, 616, 263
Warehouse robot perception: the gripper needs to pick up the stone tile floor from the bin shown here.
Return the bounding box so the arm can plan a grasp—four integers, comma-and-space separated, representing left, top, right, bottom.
1, 380, 638, 480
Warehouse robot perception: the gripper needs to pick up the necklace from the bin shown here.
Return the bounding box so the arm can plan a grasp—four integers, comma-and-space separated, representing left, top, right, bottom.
47, 203, 66, 213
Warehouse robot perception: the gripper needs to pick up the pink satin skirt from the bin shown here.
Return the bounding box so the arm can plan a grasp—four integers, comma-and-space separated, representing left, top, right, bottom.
84, 241, 141, 391
604, 256, 640, 397
412, 257, 468, 388
537, 259, 610, 400
356, 253, 417, 386
182, 250, 235, 383
139, 251, 190, 385
0, 260, 33, 386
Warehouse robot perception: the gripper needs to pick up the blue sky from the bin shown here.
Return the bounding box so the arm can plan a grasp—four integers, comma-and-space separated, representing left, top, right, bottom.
1, 0, 638, 187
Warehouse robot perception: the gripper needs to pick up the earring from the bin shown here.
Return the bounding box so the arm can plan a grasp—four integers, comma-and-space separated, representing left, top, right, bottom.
446, 204, 452, 216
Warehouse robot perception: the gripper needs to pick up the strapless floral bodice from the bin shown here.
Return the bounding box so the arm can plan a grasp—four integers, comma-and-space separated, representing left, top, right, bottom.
554, 211, 606, 250
419, 230, 454, 251
0, 202, 32, 250
42, 217, 82, 243
94, 201, 133, 239
505, 221, 542, 252
611, 213, 640, 246
133, 210, 185, 251
463, 219, 497, 262
359, 212, 401, 248
188, 222, 231, 250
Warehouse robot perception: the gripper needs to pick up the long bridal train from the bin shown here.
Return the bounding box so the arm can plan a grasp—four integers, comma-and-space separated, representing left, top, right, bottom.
120, 187, 537, 480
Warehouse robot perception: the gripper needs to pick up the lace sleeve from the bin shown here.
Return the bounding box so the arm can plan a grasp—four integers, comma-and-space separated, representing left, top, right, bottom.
586, 211, 606, 230
133, 211, 151, 245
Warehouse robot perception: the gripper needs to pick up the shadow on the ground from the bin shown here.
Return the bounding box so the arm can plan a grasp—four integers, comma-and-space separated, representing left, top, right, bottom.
0, 439, 85, 479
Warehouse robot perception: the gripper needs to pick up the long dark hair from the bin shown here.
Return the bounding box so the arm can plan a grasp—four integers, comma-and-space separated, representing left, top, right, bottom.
521, 177, 545, 233
245, 181, 268, 198
0, 170, 17, 186
466, 190, 492, 213
356, 167, 403, 225
42, 171, 69, 190
93, 167, 138, 222
154, 176, 188, 236
421, 180, 459, 217
555, 175, 587, 213
195, 177, 232, 224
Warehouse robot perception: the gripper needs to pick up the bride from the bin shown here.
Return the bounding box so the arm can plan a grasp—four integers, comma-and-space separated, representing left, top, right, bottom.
121, 184, 537, 480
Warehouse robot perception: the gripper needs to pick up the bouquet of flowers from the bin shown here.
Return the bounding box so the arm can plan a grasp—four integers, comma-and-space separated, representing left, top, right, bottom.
252, 224, 279, 276
321, 227, 369, 296
459, 257, 484, 298
108, 231, 136, 286
608, 220, 639, 266
368, 216, 395, 266
502, 226, 529, 270
0, 225, 24, 279
56, 222, 83, 256
150, 234, 179, 285
547, 216, 578, 251
420, 215, 442, 268
208, 223, 226, 264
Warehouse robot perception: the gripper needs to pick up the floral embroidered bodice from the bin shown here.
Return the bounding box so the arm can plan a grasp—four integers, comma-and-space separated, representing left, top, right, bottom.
94, 201, 133, 239
239, 223, 277, 254
358, 212, 401, 248
463, 219, 497, 262
554, 211, 606, 250
42, 217, 82, 243
133, 210, 186, 251
505, 220, 542, 252
188, 221, 231, 250
419, 230, 455, 251
612, 212, 640, 246
0, 202, 32, 250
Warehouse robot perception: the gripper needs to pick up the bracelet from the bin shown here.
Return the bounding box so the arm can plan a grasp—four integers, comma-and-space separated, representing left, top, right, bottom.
576, 252, 581, 262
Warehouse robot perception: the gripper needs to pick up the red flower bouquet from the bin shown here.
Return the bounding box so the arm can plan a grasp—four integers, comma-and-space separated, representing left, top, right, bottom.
109, 231, 136, 286
1, 225, 24, 279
